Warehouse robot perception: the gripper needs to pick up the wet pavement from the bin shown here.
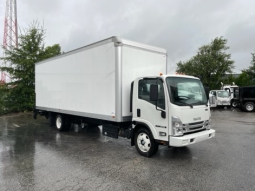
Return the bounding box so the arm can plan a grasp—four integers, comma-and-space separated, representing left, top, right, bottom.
0, 108, 255, 191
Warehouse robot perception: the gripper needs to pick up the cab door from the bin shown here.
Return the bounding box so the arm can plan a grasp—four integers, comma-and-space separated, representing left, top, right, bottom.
132, 78, 168, 141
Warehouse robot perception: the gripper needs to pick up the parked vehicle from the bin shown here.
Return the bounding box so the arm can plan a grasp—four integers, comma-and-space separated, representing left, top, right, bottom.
209, 90, 231, 107
34, 36, 215, 157
231, 86, 255, 112
209, 94, 217, 108
221, 82, 239, 107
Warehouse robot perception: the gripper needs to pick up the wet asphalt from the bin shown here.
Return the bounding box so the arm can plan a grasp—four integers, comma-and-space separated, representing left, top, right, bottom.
0, 108, 255, 191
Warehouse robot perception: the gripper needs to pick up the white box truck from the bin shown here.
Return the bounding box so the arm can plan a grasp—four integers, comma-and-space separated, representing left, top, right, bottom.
34, 36, 215, 157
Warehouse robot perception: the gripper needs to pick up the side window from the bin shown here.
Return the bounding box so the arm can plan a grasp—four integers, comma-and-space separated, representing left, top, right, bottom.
138, 79, 165, 109
225, 88, 230, 94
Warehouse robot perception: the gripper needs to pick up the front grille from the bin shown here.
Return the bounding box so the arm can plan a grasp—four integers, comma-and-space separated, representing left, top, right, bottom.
189, 121, 203, 126
183, 121, 205, 134
190, 125, 203, 130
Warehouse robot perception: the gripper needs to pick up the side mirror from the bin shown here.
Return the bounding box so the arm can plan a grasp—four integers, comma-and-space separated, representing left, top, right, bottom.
204, 86, 209, 100
161, 111, 166, 118
150, 84, 158, 101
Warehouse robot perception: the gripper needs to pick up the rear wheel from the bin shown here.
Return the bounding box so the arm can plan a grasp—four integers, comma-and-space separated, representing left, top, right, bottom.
56, 114, 67, 131
135, 128, 158, 157
244, 102, 255, 112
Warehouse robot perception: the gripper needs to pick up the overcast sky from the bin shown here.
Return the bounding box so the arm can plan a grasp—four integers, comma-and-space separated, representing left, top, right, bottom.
0, 0, 255, 74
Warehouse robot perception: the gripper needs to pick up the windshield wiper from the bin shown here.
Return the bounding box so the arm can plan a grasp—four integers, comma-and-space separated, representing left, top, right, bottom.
178, 101, 193, 108
194, 101, 208, 107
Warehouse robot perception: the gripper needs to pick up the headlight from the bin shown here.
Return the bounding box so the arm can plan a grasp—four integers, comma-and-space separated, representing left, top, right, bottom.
172, 116, 183, 136
204, 120, 210, 130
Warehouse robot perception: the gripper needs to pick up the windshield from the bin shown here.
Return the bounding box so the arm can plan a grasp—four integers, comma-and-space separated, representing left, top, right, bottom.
217, 91, 229, 98
166, 77, 207, 107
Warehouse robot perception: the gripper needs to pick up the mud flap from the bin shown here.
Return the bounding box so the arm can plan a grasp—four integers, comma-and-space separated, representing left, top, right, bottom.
102, 124, 119, 139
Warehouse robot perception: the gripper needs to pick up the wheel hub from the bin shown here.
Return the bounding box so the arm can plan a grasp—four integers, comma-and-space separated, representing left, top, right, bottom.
247, 104, 253, 111
56, 117, 62, 129
137, 133, 151, 152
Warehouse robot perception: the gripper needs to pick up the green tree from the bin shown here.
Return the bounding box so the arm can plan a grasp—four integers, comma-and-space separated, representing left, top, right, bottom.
0, 84, 8, 114
221, 74, 237, 86
241, 51, 255, 85
235, 71, 252, 86
0, 22, 61, 113
176, 37, 235, 89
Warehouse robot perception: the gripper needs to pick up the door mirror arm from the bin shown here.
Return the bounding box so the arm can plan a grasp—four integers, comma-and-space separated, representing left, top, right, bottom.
155, 104, 166, 119
150, 84, 166, 118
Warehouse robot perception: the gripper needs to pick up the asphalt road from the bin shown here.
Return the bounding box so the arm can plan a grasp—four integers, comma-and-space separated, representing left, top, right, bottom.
0, 108, 254, 191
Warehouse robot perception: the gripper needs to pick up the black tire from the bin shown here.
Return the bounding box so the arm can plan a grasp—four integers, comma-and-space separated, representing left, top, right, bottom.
135, 128, 158, 157
231, 100, 238, 108
48, 112, 55, 127
151, 141, 159, 156
244, 102, 255, 112
55, 114, 67, 131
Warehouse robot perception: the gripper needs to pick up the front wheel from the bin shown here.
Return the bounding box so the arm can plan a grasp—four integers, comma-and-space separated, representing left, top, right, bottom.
135, 128, 158, 157
244, 102, 255, 112
231, 100, 238, 108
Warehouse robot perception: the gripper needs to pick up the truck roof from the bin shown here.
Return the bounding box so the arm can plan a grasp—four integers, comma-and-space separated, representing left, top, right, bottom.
137, 75, 200, 80
36, 36, 167, 66
163, 74, 200, 80
239, 85, 255, 88
115, 37, 167, 54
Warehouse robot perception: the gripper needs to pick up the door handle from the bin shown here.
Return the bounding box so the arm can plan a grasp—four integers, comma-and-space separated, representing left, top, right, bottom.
137, 109, 141, 117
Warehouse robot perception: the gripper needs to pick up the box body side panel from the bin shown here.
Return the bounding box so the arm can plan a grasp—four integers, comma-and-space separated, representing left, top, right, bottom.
36, 42, 116, 120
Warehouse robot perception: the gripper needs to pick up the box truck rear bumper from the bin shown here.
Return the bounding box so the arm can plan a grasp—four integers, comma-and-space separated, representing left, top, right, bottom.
169, 129, 215, 147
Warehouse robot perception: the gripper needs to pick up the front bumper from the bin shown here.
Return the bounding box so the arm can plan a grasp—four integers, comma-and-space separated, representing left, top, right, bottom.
217, 102, 230, 106
169, 129, 215, 147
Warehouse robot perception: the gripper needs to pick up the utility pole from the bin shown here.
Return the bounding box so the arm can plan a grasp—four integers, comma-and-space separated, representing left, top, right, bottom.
1, 0, 18, 84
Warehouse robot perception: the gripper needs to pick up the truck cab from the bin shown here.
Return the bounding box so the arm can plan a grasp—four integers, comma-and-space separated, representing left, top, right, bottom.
131, 75, 215, 157
221, 83, 239, 107
209, 90, 231, 107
